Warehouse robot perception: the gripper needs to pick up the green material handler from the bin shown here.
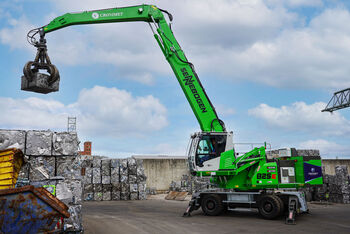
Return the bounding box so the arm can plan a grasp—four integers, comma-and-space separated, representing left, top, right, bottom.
21, 4, 323, 223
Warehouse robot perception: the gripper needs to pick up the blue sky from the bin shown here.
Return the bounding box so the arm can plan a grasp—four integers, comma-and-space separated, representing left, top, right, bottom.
0, 0, 350, 158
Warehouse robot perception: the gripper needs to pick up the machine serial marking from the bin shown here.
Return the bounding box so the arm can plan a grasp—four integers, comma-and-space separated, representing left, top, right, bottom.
181, 67, 207, 113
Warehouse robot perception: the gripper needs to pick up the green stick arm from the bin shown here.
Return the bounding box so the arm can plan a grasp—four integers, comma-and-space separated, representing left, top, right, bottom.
42, 5, 225, 132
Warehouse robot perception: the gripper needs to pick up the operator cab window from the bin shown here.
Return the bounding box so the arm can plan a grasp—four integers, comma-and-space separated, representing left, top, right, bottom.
195, 135, 226, 167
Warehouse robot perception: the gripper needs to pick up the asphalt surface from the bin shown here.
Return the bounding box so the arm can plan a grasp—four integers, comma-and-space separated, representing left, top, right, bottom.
82, 198, 350, 234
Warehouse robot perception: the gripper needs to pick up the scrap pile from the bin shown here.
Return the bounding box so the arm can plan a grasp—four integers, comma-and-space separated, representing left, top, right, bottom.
314, 165, 350, 204
169, 174, 212, 194
0, 129, 82, 232
0, 129, 148, 232
83, 156, 147, 201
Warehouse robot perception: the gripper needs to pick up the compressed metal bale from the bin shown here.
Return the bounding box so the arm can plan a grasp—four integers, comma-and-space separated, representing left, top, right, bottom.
120, 174, 128, 184
138, 183, 146, 193
129, 175, 137, 184
52, 132, 79, 156
120, 159, 128, 175
110, 158, 120, 168
94, 184, 103, 201
26, 130, 52, 155
120, 192, 130, 200
111, 167, 120, 184
56, 156, 82, 180
92, 168, 101, 184
81, 157, 93, 168
83, 183, 94, 201
93, 157, 102, 168
65, 204, 83, 232
297, 149, 320, 157
103, 184, 112, 201
102, 175, 111, 184
112, 183, 121, 200
17, 161, 30, 180
138, 192, 147, 200
62, 179, 83, 205
130, 184, 138, 193
82, 167, 93, 184
136, 159, 147, 183
0, 129, 26, 152
130, 192, 138, 200
101, 159, 111, 176
128, 157, 137, 175
29, 156, 55, 181
56, 180, 73, 205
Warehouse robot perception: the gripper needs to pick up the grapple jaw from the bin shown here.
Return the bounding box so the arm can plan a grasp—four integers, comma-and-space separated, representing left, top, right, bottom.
21, 28, 60, 94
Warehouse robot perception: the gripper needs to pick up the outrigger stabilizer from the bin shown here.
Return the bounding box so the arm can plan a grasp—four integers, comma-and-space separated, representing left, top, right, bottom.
21, 28, 60, 94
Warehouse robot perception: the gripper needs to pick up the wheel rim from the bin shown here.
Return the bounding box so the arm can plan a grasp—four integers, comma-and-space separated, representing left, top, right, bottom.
206, 200, 215, 210
263, 201, 273, 213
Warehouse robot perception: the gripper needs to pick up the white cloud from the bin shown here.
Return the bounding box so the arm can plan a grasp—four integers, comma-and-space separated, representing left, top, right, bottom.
249, 101, 350, 136
75, 86, 167, 136
0, 86, 168, 136
0, 97, 68, 130
299, 139, 350, 157
2, 1, 350, 89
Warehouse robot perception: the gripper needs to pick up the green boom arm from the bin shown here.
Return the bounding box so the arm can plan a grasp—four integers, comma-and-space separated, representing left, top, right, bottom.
42, 4, 225, 132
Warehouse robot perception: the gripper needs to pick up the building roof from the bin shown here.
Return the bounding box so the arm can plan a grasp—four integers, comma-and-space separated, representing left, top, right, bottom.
133, 155, 187, 160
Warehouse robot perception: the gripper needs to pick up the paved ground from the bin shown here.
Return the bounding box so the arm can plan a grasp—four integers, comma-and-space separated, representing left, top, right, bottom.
83, 197, 350, 234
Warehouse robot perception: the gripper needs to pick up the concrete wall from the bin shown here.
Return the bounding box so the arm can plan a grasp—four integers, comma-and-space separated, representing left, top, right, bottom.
323, 159, 350, 175
134, 156, 188, 192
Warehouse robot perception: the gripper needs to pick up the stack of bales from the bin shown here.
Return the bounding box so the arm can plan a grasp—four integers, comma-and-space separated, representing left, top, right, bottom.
0, 129, 83, 232
82, 157, 147, 201
315, 166, 350, 204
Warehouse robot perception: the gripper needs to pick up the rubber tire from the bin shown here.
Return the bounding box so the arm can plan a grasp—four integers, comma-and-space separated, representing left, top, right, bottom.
276, 195, 285, 216
258, 195, 282, 220
201, 194, 224, 216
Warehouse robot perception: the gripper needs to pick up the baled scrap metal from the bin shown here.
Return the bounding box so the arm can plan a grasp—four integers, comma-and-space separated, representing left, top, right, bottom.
26, 130, 52, 156
92, 168, 101, 184
82, 167, 92, 184
120, 182, 130, 200
120, 192, 129, 200
102, 184, 112, 201
83, 184, 93, 201
130, 184, 138, 193
138, 192, 147, 200
0, 130, 26, 152
102, 175, 111, 184
120, 159, 128, 175
65, 204, 83, 232
130, 192, 138, 200
29, 156, 55, 181
56, 179, 82, 205
136, 159, 147, 183
94, 184, 103, 201
129, 175, 137, 183
56, 156, 82, 180
66, 180, 83, 204
17, 160, 29, 181
92, 157, 102, 168
110, 158, 120, 168
101, 159, 111, 176
52, 132, 79, 156
297, 149, 320, 156
128, 157, 137, 175
111, 167, 119, 184
111, 183, 121, 200
138, 183, 147, 200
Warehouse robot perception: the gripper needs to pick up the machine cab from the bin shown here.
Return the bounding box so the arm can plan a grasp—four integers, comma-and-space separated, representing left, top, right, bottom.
187, 131, 233, 173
